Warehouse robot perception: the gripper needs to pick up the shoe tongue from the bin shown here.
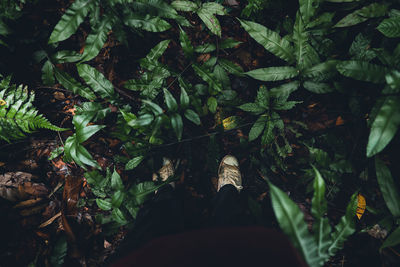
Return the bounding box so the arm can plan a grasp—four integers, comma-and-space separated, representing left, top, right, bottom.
223, 157, 238, 167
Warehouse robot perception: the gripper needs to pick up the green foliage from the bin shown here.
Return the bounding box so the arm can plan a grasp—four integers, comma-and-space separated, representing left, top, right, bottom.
269, 167, 357, 266
0, 76, 66, 142
49, 235, 67, 267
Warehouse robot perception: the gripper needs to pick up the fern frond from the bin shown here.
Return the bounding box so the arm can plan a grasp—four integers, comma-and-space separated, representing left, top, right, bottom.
0, 77, 66, 142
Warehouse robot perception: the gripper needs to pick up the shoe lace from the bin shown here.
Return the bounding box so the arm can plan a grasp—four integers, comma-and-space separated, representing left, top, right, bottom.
221, 166, 243, 190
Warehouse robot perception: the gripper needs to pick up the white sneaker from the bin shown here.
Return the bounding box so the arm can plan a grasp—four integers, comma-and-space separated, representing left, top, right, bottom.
217, 155, 243, 192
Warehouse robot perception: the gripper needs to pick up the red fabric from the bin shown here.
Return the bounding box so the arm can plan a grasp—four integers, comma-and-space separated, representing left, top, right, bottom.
112, 227, 308, 267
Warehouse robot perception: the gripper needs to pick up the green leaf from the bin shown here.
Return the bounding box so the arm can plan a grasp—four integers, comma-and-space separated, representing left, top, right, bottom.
111, 169, 124, 191
311, 167, 332, 263
124, 13, 171, 32
303, 60, 338, 80
184, 109, 201, 125
245, 67, 299, 82
125, 156, 145, 170
367, 97, 400, 157
112, 208, 128, 225
129, 181, 167, 205
213, 64, 230, 90
299, 0, 320, 23
143, 40, 171, 65
386, 71, 400, 92
249, 115, 267, 141
197, 8, 222, 36
142, 100, 163, 116
207, 97, 218, 113
239, 19, 295, 64
293, 12, 320, 70
42, 60, 55, 86
218, 59, 244, 76
194, 43, 216, 53
261, 119, 274, 145
220, 38, 242, 49
303, 81, 334, 94
337, 61, 388, 84
377, 17, 400, 38
180, 86, 190, 109
77, 64, 116, 99
328, 193, 357, 257
50, 235, 67, 267
334, 3, 388, 28
64, 135, 100, 169
163, 88, 178, 112
171, 0, 198, 12
179, 27, 194, 58
268, 181, 319, 267
375, 158, 400, 217
49, 0, 95, 43
125, 113, 154, 128
201, 2, 226, 16
81, 16, 113, 62
54, 68, 96, 100
96, 198, 112, 211
111, 190, 125, 208
381, 226, 400, 249
192, 64, 223, 92
239, 103, 265, 114
52, 50, 82, 63
170, 113, 183, 140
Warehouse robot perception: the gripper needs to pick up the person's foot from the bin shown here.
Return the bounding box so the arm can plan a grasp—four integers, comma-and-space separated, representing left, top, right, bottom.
217, 155, 243, 192
152, 157, 174, 182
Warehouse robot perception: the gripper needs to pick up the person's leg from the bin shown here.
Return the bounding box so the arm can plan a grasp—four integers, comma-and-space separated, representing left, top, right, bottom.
211, 155, 243, 227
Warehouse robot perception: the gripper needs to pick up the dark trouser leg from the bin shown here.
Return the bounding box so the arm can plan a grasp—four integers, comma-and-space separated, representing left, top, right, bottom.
211, 184, 241, 227
108, 184, 183, 263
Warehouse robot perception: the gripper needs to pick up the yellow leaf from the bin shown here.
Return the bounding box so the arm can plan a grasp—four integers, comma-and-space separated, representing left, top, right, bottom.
356, 193, 366, 220
0, 99, 6, 106
223, 116, 239, 130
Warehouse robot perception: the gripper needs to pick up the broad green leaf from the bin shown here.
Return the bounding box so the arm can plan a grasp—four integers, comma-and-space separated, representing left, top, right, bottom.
111, 190, 125, 208
194, 43, 217, 53
192, 64, 223, 92
311, 167, 332, 262
249, 115, 267, 141
201, 2, 226, 16
125, 156, 145, 170
170, 113, 183, 140
293, 12, 320, 70
112, 208, 128, 225
328, 193, 357, 256
239, 19, 295, 64
239, 103, 265, 114
303, 60, 338, 80
197, 8, 222, 36
299, 0, 320, 23
163, 88, 178, 112
111, 169, 124, 191
367, 97, 400, 157
52, 50, 82, 63
127, 113, 154, 128
334, 3, 388, 28
77, 64, 116, 99
129, 181, 167, 205
268, 181, 319, 267
64, 135, 100, 169
184, 109, 201, 125
42, 60, 55, 86
144, 40, 171, 64
75, 124, 104, 143
375, 158, 400, 217
386, 71, 400, 92
207, 97, 218, 113
142, 100, 163, 116
124, 13, 171, 32
54, 68, 96, 100
337, 61, 388, 84
180, 87, 190, 109
179, 27, 194, 58
218, 59, 244, 76
381, 226, 400, 249
245, 67, 299, 82
81, 16, 113, 62
213, 64, 230, 90
171, 0, 198, 12
303, 81, 334, 94
220, 38, 242, 49
270, 81, 300, 102
96, 198, 112, 211
49, 0, 95, 43
377, 17, 400, 38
